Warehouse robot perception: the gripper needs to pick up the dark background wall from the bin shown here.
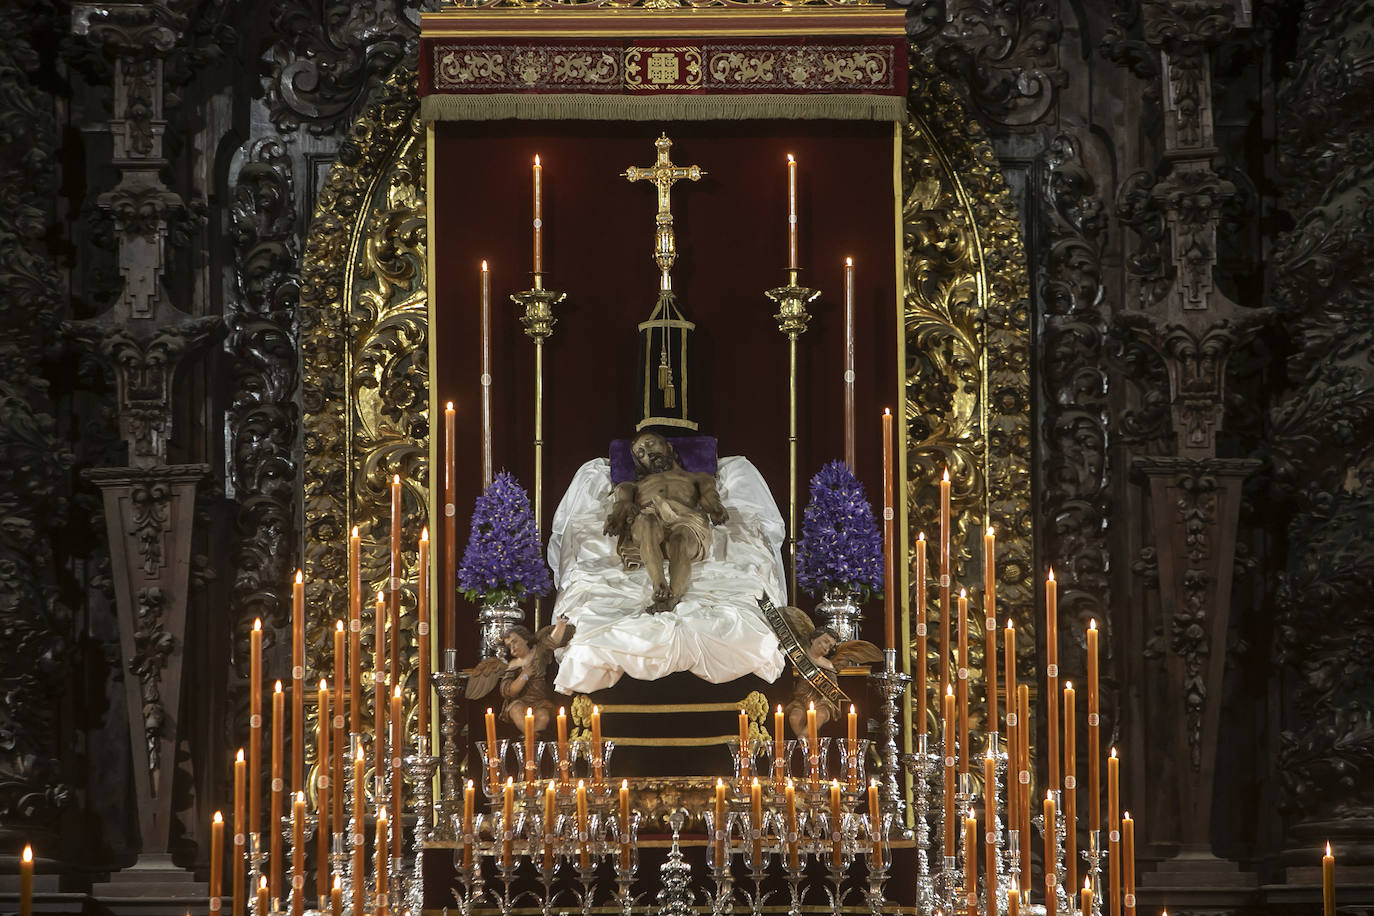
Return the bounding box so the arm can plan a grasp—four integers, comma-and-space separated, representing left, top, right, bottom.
1, 0, 1370, 911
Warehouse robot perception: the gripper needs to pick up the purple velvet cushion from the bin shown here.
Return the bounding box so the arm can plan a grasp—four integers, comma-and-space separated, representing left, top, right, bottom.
609, 436, 718, 485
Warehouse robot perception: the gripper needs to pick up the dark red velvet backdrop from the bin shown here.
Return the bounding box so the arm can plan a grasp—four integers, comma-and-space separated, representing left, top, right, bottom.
433, 119, 898, 659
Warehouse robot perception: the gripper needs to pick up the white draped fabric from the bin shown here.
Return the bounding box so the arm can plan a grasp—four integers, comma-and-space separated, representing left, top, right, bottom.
549, 456, 787, 694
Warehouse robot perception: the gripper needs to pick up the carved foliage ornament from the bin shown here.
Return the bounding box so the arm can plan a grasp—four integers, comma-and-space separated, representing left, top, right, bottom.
0, 0, 76, 833
902, 49, 1033, 726
1034, 132, 1111, 685
228, 137, 301, 662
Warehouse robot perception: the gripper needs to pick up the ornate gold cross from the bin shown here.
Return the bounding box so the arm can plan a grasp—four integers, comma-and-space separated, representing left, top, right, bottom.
622, 133, 706, 290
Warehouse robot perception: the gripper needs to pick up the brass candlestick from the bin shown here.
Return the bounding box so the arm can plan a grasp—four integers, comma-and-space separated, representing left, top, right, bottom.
765, 268, 820, 602
511, 276, 566, 630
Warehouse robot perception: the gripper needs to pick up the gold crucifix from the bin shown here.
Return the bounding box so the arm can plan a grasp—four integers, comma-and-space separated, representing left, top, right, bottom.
622, 133, 706, 291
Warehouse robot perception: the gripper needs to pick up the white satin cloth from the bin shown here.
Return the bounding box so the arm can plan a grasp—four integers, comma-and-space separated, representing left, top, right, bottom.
549, 457, 787, 694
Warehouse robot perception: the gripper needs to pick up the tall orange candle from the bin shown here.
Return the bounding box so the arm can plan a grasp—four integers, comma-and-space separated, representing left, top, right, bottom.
847, 704, 859, 789
374, 590, 386, 782
843, 257, 856, 469
291, 792, 305, 916
292, 569, 305, 795
445, 399, 460, 655
577, 779, 590, 869
1046, 568, 1061, 791
18, 846, 31, 916
713, 778, 726, 865
957, 590, 969, 774
477, 267, 491, 487
256, 876, 268, 916
1004, 619, 1019, 836
351, 747, 365, 911
525, 707, 537, 796
620, 779, 633, 869
1008, 889, 1020, 916
532, 156, 543, 275
330, 876, 342, 916
557, 706, 569, 789
806, 700, 819, 792
964, 809, 978, 910
591, 705, 603, 786
390, 685, 403, 829
774, 704, 786, 783
1087, 620, 1101, 837
317, 679, 331, 903
942, 686, 956, 856
249, 620, 262, 841
915, 532, 928, 733
881, 408, 896, 651
502, 777, 514, 868
785, 778, 798, 871
1109, 748, 1121, 916
332, 621, 345, 830
1081, 877, 1092, 916
348, 528, 361, 734
388, 475, 401, 693
270, 681, 284, 902
233, 749, 246, 916
1064, 681, 1078, 894
1123, 812, 1135, 913
983, 526, 998, 733
750, 777, 763, 865
867, 779, 883, 869
984, 747, 999, 916
1018, 684, 1032, 891
1323, 843, 1335, 916
738, 709, 752, 784
210, 811, 223, 916
1043, 792, 1057, 916
546, 780, 558, 872
375, 807, 389, 916
829, 779, 843, 868
786, 154, 798, 270
462, 779, 475, 869
417, 527, 430, 737
939, 469, 951, 697
485, 707, 501, 792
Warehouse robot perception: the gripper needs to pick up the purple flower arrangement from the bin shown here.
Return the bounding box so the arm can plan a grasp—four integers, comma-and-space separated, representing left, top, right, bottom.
796, 460, 884, 601
458, 470, 553, 604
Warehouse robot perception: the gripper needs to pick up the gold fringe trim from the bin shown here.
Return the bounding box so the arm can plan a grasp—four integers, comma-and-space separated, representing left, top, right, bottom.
420, 92, 907, 122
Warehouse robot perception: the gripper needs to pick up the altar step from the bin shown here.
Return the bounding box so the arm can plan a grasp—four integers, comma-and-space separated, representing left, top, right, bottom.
583, 672, 776, 778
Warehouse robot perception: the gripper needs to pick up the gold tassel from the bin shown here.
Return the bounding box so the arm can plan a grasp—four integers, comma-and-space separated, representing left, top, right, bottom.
658, 361, 671, 390
663, 374, 676, 408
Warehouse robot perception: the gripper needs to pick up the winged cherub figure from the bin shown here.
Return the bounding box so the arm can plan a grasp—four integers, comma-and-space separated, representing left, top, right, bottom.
465, 615, 574, 733
781, 606, 884, 738
603, 431, 728, 614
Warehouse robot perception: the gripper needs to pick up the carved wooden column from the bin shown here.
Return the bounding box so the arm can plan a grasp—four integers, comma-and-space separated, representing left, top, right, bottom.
1112, 0, 1267, 907
68, 0, 219, 894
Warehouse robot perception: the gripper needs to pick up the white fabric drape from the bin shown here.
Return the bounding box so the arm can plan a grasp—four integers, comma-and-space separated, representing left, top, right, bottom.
549, 457, 787, 694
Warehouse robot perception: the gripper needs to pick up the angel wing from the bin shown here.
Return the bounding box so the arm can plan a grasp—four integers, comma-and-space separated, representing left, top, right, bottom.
463, 656, 508, 699
780, 605, 815, 641
832, 639, 885, 669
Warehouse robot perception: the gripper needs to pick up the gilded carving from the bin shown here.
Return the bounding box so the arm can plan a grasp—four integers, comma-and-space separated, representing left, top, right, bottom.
902, 51, 1034, 719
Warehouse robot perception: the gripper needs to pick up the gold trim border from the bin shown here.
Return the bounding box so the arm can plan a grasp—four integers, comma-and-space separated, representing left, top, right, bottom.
419, 93, 907, 122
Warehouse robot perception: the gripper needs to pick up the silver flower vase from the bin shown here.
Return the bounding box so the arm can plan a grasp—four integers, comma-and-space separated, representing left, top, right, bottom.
815, 586, 862, 642
479, 596, 525, 658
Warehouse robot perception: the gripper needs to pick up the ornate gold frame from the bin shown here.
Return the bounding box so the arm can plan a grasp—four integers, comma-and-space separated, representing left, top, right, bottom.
298, 49, 1032, 741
